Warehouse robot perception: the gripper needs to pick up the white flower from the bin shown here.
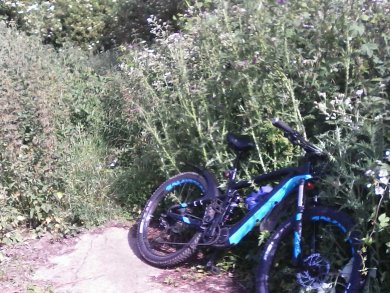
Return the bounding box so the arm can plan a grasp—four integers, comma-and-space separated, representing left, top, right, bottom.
379, 177, 389, 185
356, 89, 364, 97
375, 185, 385, 196
385, 150, 390, 158
378, 169, 388, 178
26, 4, 39, 12
374, 114, 383, 121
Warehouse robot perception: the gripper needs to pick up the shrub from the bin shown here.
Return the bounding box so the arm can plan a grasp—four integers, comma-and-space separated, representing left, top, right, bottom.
118, 2, 300, 177
0, 0, 193, 50
0, 22, 125, 242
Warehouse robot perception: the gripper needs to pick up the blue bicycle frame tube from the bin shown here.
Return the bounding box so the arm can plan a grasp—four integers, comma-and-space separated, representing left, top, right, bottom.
228, 174, 312, 245
293, 180, 305, 262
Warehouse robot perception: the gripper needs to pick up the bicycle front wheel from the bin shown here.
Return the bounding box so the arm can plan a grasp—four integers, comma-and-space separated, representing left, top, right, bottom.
257, 207, 365, 293
136, 172, 208, 267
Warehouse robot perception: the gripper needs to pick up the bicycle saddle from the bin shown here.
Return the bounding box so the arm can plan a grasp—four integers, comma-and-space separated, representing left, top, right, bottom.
226, 133, 255, 152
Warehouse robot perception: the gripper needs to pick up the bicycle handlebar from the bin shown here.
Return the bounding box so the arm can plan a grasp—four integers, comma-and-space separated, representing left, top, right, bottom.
272, 117, 323, 155
272, 117, 297, 135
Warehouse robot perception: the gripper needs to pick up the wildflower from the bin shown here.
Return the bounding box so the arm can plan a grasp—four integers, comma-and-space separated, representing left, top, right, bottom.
378, 169, 389, 185
26, 4, 39, 12
355, 89, 364, 97
375, 185, 386, 196
378, 169, 389, 178
365, 169, 375, 177
147, 15, 155, 24
379, 176, 389, 185
384, 149, 390, 160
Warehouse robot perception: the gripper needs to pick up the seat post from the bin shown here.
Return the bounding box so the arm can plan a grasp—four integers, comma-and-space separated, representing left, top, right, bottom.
226, 152, 241, 183
233, 151, 242, 171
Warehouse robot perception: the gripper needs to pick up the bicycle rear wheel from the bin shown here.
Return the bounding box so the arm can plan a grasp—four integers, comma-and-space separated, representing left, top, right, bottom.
257, 207, 365, 293
136, 172, 208, 267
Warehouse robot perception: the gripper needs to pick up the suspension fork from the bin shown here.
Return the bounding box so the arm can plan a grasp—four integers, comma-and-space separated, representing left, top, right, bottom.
292, 179, 305, 266
309, 194, 319, 254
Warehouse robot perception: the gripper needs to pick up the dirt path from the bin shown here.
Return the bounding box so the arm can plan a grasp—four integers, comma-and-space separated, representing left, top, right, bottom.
0, 222, 244, 293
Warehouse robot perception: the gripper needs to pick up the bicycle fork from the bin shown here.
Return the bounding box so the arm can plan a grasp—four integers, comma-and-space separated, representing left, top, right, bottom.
292, 179, 305, 266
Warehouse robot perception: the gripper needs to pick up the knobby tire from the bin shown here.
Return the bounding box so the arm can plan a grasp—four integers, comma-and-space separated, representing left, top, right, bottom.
257, 207, 365, 293
136, 172, 207, 267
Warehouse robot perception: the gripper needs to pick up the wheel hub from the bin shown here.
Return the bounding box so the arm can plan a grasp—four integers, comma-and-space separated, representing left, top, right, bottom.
297, 253, 330, 289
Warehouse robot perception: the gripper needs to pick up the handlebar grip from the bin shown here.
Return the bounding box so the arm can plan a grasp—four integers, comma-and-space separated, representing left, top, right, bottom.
272, 117, 296, 134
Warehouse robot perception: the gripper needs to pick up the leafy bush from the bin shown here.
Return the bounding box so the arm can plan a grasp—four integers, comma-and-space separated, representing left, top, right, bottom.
119, 2, 300, 176
0, 22, 126, 242
316, 96, 389, 291
0, 0, 191, 50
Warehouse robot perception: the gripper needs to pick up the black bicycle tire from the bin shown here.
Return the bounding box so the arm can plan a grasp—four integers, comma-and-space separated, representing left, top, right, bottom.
256, 207, 365, 293
136, 172, 207, 267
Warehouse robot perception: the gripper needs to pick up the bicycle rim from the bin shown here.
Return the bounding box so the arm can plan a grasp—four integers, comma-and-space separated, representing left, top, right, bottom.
258, 208, 364, 292
138, 174, 207, 261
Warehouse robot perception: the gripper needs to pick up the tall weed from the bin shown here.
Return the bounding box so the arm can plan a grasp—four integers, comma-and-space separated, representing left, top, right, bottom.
0, 0, 194, 50
0, 23, 124, 242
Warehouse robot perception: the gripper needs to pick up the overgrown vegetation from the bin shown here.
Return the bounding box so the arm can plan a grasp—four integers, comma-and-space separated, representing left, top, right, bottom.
118, 0, 389, 290
0, 22, 127, 243
0, 0, 194, 50
0, 0, 389, 291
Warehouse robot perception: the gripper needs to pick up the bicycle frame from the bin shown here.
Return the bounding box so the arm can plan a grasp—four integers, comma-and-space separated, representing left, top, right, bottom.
168, 162, 314, 263
227, 175, 310, 243
222, 163, 312, 262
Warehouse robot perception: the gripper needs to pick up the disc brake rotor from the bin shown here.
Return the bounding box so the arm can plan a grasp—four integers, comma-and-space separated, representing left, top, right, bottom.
296, 253, 330, 289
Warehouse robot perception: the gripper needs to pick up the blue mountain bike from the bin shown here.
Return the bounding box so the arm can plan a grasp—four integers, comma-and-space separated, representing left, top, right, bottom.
136, 118, 366, 292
